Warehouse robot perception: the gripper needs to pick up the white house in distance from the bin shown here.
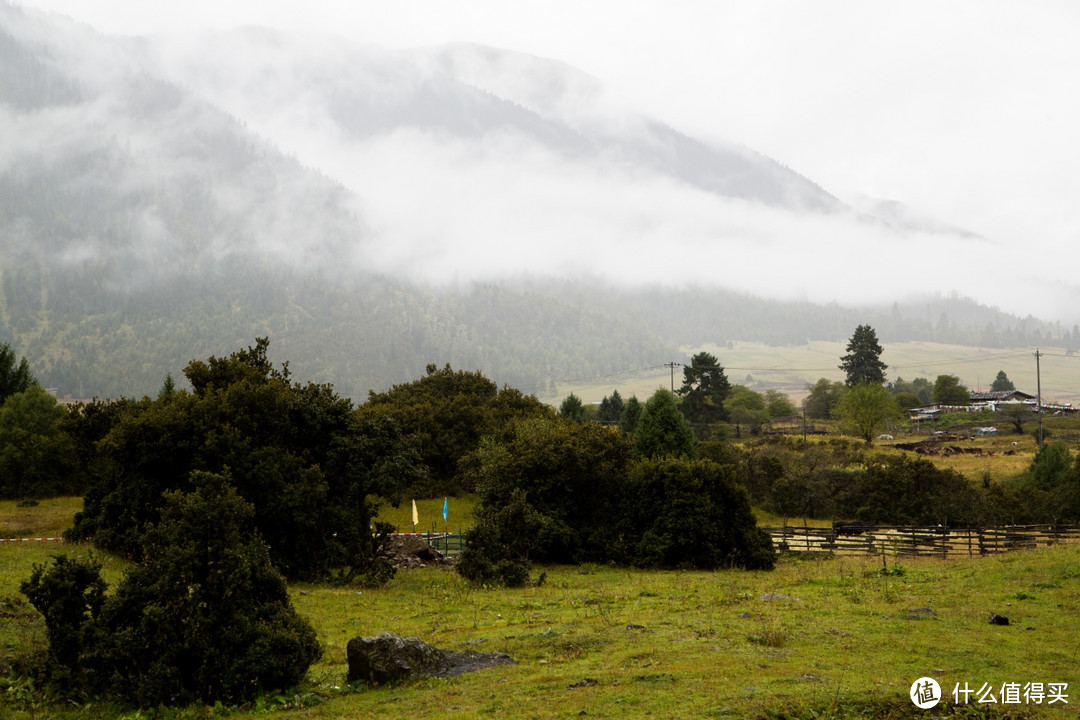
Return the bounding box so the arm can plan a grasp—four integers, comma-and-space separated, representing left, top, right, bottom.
907, 389, 1078, 422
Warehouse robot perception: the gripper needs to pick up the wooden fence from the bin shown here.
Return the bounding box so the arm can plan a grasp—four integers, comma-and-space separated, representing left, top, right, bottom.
766, 524, 1080, 558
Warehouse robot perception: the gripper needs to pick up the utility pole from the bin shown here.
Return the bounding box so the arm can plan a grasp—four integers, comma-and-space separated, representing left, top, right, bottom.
664, 361, 681, 394
1035, 349, 1044, 448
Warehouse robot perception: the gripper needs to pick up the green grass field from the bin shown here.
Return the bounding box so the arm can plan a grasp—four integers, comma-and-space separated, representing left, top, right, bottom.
3, 499, 1080, 719
0, 497, 83, 539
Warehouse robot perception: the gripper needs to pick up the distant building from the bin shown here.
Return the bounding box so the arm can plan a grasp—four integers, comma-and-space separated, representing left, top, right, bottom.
967, 390, 1035, 404
906, 389, 1078, 421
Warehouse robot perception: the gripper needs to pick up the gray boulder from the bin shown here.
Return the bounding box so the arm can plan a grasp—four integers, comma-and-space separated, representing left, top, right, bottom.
347, 632, 515, 685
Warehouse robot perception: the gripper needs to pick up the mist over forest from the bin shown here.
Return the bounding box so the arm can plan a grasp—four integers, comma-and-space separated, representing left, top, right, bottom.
2, 2, 1077, 401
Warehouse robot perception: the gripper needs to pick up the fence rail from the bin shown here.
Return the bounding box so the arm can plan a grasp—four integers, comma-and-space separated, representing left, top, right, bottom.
765, 524, 1080, 558
425, 532, 465, 556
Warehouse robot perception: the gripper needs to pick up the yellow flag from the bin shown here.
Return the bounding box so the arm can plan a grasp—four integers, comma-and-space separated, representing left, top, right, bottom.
411, 499, 418, 527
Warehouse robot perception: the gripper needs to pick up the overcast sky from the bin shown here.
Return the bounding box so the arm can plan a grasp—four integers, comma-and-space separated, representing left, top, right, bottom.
15, 0, 1080, 319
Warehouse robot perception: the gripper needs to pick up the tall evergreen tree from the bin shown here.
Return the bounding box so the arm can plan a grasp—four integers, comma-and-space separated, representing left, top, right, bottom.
991, 370, 1016, 392
619, 395, 642, 434
559, 393, 587, 423
839, 325, 888, 386
677, 351, 731, 425
596, 389, 625, 423
0, 341, 35, 406
635, 389, 698, 460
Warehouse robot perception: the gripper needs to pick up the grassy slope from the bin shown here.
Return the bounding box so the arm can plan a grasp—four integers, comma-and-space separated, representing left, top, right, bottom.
3, 500, 1080, 719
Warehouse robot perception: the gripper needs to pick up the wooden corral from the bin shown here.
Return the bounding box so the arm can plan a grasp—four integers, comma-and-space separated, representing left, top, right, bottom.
766, 524, 1080, 558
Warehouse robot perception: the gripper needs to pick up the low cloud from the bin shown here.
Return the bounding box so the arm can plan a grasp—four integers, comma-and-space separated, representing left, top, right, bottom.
331, 127, 1061, 320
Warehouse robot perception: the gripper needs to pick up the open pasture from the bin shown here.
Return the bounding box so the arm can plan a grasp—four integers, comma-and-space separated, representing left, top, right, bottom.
543, 340, 1080, 409
4, 534, 1079, 719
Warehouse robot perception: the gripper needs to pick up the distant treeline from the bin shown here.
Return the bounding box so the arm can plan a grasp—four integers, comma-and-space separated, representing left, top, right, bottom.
1, 264, 1075, 402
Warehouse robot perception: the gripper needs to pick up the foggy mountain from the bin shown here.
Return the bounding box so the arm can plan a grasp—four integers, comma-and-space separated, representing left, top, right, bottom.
0, 3, 1071, 401
147, 29, 845, 214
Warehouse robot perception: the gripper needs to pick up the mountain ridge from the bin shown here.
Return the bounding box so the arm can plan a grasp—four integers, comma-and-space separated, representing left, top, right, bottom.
1, 3, 1074, 401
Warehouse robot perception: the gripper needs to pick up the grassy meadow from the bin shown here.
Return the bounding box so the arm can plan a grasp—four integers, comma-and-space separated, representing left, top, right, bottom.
541, 340, 1080, 409
3, 499, 1080, 719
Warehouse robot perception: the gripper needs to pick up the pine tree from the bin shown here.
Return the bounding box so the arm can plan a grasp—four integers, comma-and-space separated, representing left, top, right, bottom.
991, 370, 1015, 392
839, 325, 887, 386
677, 351, 731, 424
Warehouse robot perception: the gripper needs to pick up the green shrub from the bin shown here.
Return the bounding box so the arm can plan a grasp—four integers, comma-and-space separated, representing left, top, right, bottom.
67, 339, 409, 582
840, 455, 990, 526
20, 554, 107, 692
620, 458, 775, 570
23, 472, 321, 707
457, 419, 775, 584
457, 489, 541, 588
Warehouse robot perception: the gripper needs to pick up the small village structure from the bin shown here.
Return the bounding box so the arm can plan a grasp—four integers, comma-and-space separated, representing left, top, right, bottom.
908, 389, 1077, 422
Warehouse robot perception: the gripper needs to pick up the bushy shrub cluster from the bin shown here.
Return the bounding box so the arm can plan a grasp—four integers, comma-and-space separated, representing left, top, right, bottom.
723, 435, 1080, 527
985, 443, 1080, 524
363, 363, 552, 495
841, 455, 990, 525
620, 457, 775, 571
0, 384, 81, 499
456, 416, 775, 586
67, 338, 417, 581
22, 473, 320, 707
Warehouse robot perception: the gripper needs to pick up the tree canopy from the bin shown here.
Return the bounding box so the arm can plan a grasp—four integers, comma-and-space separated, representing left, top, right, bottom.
364, 363, 550, 494
889, 376, 933, 405
457, 416, 635, 585
677, 351, 731, 425
558, 393, 587, 423
726, 385, 769, 435
596, 389, 625, 423
0, 384, 79, 499
834, 382, 901, 443
68, 338, 415, 582
619, 395, 642, 434
839, 325, 887, 386
932, 374, 971, 405
635, 389, 698, 460
0, 340, 35, 406
802, 378, 846, 420
991, 370, 1016, 392
456, 414, 774, 586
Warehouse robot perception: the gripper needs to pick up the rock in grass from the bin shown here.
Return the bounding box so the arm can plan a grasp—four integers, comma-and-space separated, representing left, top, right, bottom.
905, 607, 937, 620
347, 632, 515, 685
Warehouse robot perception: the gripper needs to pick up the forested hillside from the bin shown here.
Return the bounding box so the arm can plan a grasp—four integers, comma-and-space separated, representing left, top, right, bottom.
3, 268, 1074, 402
2, 3, 1075, 402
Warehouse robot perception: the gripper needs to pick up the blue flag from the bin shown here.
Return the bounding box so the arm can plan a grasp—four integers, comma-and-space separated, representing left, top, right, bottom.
442, 497, 448, 522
